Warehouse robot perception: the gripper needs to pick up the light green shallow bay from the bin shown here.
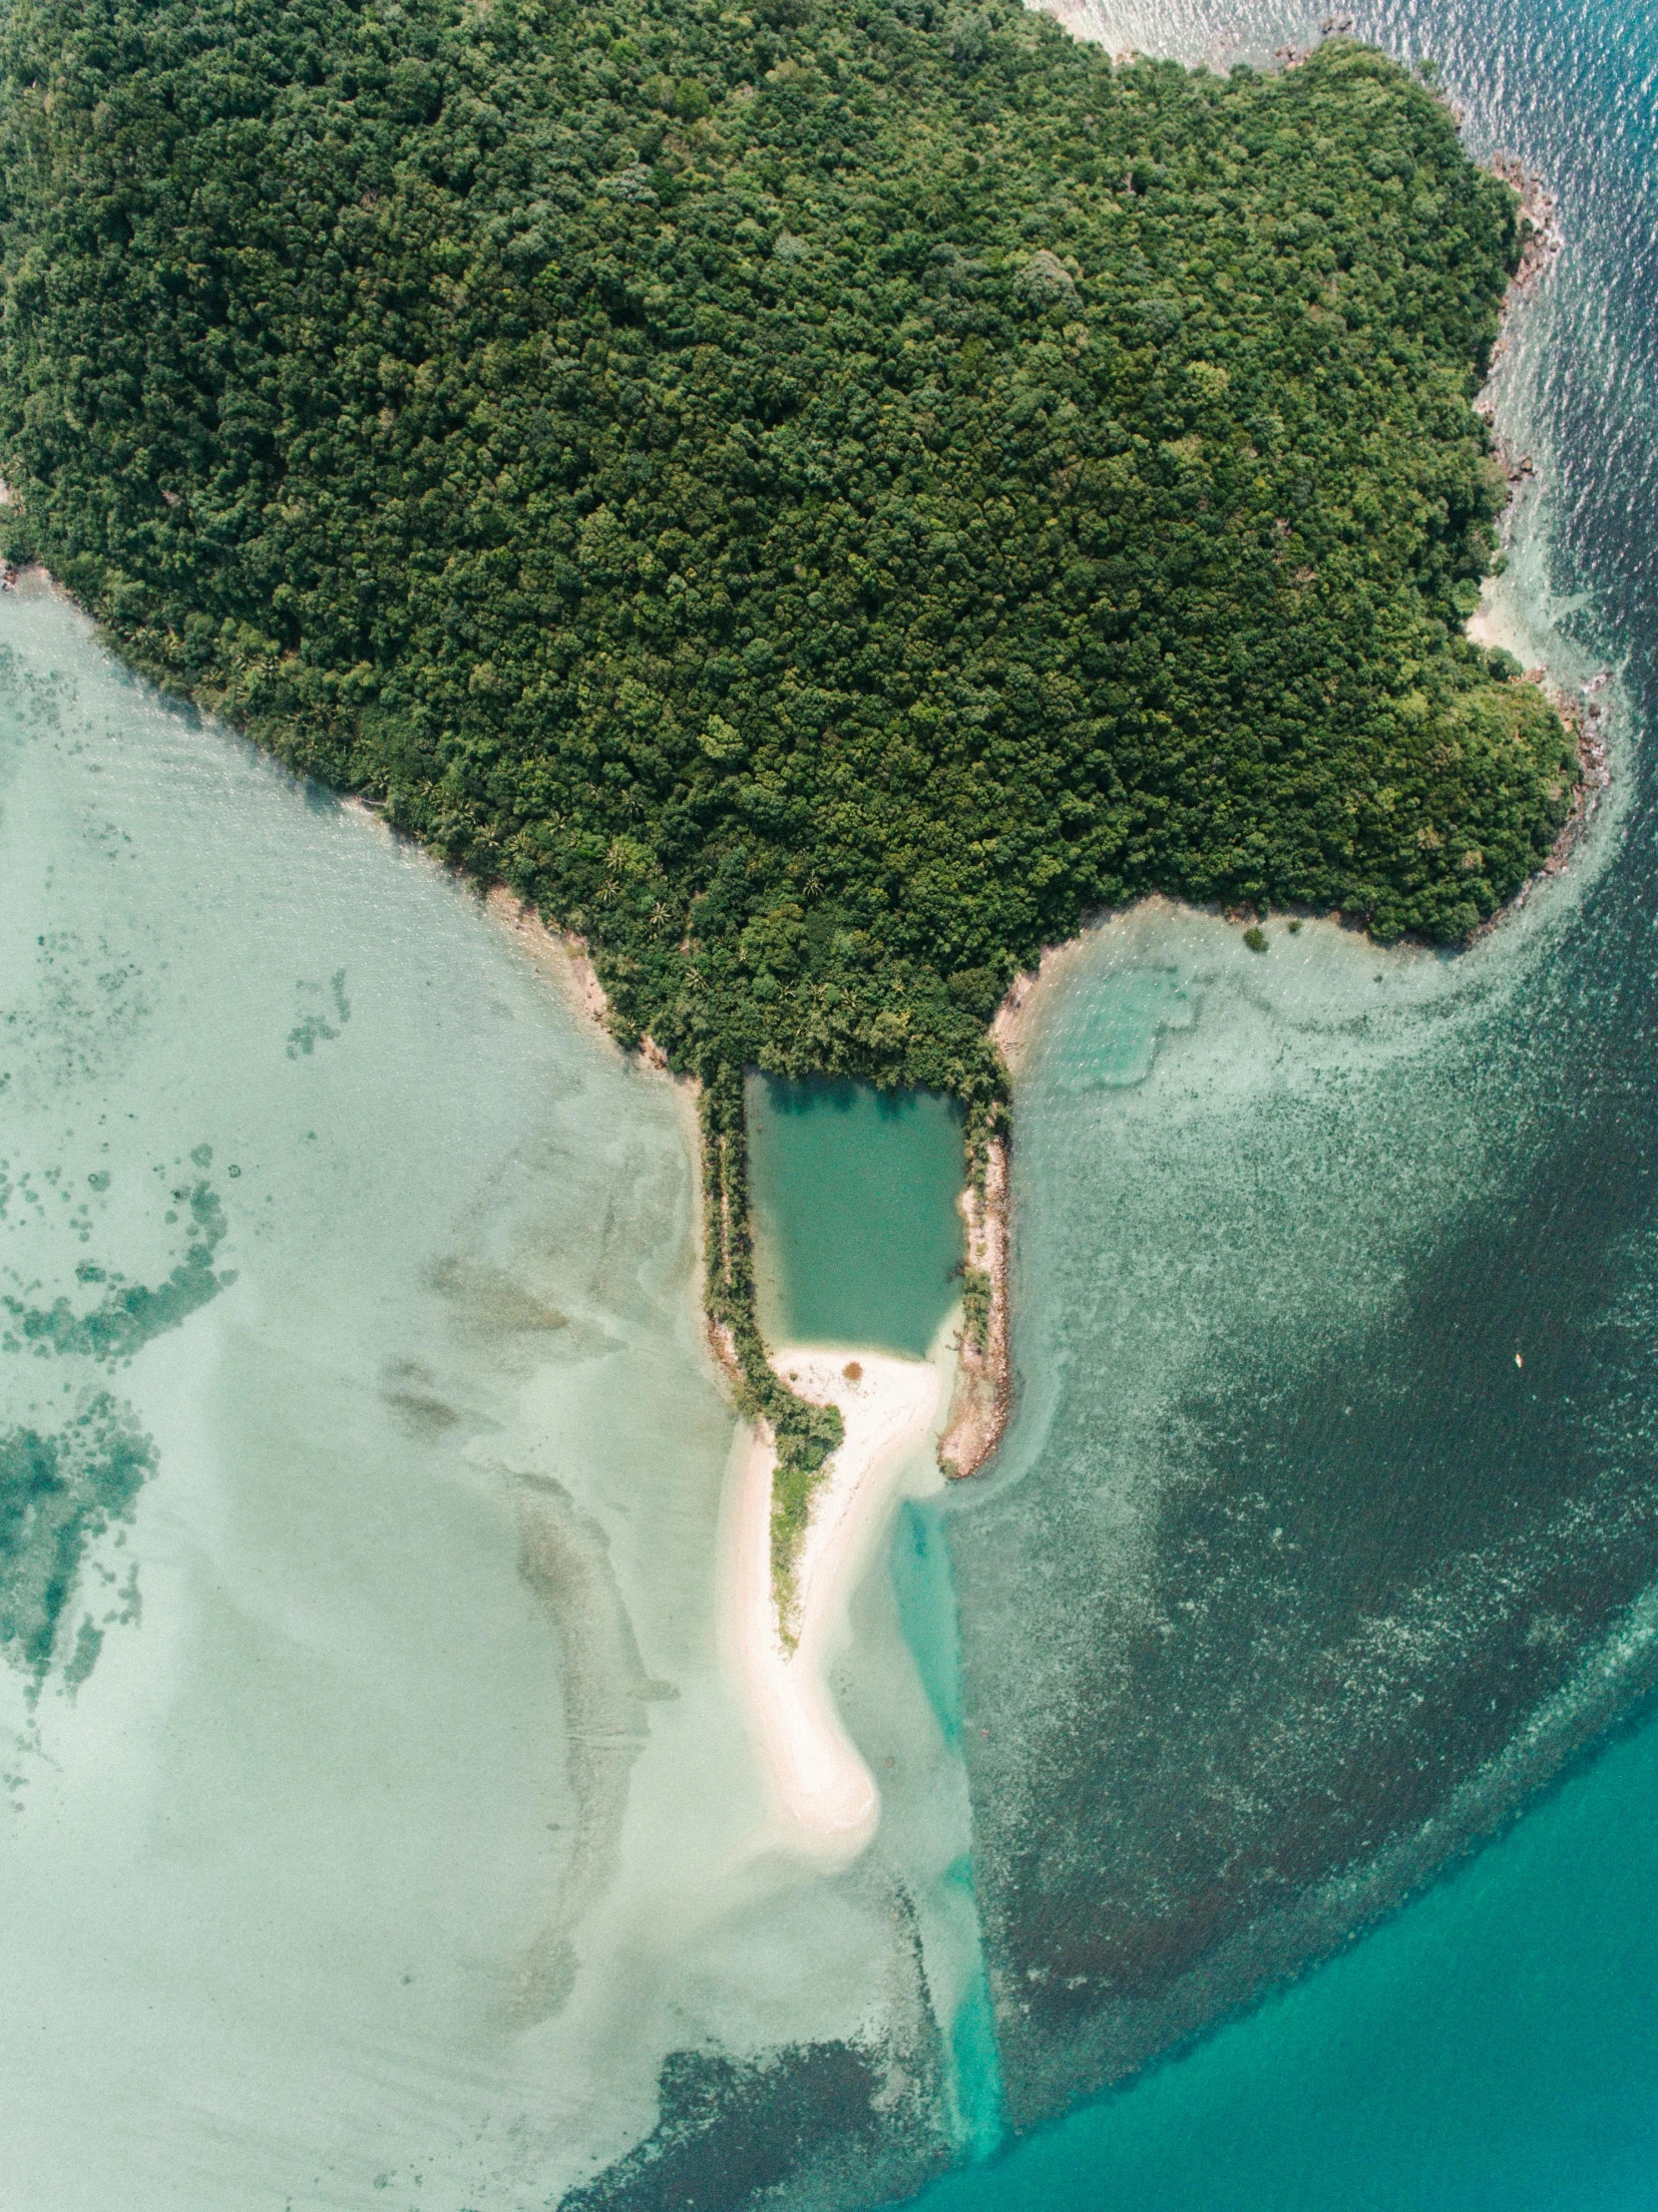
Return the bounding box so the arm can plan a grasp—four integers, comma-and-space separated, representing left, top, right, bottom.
0, 583, 964, 2208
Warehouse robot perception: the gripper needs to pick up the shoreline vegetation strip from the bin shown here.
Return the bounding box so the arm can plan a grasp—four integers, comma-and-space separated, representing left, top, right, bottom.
0, 0, 1581, 1595
699, 1065, 845, 1605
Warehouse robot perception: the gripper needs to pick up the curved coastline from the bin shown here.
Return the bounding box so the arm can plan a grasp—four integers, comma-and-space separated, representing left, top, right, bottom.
723, 1346, 943, 1854
391, 875, 951, 1859
0, 45, 1590, 1567
930, 142, 1601, 1492
2, 96, 1602, 1884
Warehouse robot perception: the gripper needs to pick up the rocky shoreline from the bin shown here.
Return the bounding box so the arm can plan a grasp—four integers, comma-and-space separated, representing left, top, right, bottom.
936, 1136, 1013, 1482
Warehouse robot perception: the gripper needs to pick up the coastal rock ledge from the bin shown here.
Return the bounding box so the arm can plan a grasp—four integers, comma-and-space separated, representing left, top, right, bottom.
938, 1136, 1013, 1481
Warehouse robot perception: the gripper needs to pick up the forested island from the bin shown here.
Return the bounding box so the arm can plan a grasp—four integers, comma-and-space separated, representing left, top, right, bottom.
0, 0, 1575, 1588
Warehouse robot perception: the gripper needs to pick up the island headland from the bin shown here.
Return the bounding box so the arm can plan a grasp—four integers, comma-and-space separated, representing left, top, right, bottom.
941, 125, 1599, 1488
0, 0, 1582, 1624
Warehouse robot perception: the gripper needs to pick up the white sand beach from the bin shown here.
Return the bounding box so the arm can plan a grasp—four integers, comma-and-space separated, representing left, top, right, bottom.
726, 1346, 942, 1856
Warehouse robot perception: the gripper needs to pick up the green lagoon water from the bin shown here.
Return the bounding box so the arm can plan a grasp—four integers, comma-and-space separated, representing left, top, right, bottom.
13, 549, 1657, 2208
746, 1075, 965, 1357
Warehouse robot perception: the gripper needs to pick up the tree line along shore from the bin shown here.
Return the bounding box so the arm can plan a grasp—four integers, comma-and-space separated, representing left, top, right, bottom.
0, 0, 1577, 1593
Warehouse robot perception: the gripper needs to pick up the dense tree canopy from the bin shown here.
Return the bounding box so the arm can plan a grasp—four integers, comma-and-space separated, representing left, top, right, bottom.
0, 0, 1571, 1114
0, 0, 1575, 1568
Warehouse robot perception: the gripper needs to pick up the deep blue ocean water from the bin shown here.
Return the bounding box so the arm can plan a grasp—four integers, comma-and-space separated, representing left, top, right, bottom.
884, 0, 1658, 2201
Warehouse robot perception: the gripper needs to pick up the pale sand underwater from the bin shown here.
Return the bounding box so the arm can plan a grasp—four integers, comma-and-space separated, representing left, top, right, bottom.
0, 581, 970, 2208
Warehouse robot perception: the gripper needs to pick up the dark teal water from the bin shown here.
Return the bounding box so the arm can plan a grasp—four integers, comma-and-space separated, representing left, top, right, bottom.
7, 0, 1656, 2198
746, 1075, 966, 1357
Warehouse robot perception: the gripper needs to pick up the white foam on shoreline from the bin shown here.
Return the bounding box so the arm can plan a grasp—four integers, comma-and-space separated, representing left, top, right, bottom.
723, 1346, 944, 1857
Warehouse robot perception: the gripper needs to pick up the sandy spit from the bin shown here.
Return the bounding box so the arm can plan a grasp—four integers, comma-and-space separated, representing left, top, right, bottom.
724, 1346, 942, 1856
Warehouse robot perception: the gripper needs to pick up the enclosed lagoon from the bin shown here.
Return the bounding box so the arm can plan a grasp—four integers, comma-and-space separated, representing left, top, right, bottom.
747, 1076, 966, 1359
15, 541, 1654, 2205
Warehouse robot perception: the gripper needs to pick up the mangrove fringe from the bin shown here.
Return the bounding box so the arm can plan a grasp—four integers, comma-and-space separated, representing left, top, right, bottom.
700, 1069, 843, 1615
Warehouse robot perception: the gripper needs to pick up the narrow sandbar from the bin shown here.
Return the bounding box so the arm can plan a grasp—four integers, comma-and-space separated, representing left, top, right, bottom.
726, 1346, 941, 1855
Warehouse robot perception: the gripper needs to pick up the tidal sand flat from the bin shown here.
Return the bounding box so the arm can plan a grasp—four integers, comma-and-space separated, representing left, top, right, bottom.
5, 0, 1658, 2193
0, 586, 967, 2208
732, 1077, 963, 1854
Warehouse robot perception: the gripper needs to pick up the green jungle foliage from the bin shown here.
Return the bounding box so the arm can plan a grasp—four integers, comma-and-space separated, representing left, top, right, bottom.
699, 1069, 842, 1614
0, 0, 1576, 1573
959, 1263, 992, 1356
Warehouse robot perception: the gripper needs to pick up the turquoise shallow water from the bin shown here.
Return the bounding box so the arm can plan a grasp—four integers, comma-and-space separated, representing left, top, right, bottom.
885, 0, 1658, 2197
746, 1075, 965, 1356
0, 584, 969, 2208
0, 578, 732, 2204
903, 1700, 1658, 2212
